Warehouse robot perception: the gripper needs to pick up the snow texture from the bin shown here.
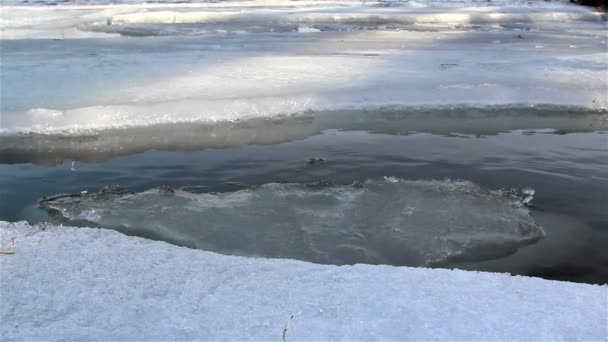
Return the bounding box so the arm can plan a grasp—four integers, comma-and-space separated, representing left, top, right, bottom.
0, 221, 606, 341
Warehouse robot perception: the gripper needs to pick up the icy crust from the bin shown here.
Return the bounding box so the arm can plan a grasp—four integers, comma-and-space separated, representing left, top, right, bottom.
4, 99, 608, 137
0, 220, 606, 341
2, 1, 605, 39
3, 2, 603, 39
107, 8, 604, 26
0, 0, 585, 8
39, 179, 544, 267
4, 104, 608, 135
1, 107, 607, 165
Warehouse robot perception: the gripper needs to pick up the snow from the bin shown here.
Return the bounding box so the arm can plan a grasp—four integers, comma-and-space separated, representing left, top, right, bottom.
0, 220, 606, 340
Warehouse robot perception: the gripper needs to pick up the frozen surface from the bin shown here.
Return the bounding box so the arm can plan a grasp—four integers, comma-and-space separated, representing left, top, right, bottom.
0, 220, 606, 341
1, 0, 607, 138
38, 178, 543, 266
1, 107, 608, 164
1, 2, 607, 338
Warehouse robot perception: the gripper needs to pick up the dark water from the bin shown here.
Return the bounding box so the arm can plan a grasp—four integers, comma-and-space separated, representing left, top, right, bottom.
1, 120, 607, 284
0, 112, 608, 284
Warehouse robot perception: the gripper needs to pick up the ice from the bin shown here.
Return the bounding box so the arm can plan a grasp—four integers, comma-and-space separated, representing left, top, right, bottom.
38, 179, 544, 266
1, 0, 607, 138
1, 2, 606, 339
0, 220, 606, 341
297, 25, 321, 33
119, 10, 584, 26
1, 107, 607, 164
106, 8, 603, 26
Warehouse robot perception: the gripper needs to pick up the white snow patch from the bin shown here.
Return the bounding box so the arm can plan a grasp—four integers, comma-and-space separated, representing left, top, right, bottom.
297, 25, 321, 33
0, 221, 606, 341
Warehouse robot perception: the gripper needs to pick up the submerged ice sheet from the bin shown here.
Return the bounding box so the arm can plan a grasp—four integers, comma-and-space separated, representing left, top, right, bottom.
1, 220, 606, 341
39, 179, 544, 266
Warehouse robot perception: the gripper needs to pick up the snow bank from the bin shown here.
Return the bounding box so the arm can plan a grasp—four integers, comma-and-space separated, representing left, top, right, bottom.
0, 220, 606, 340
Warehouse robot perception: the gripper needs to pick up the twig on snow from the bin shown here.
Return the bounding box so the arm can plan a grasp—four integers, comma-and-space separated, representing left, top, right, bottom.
282, 314, 294, 342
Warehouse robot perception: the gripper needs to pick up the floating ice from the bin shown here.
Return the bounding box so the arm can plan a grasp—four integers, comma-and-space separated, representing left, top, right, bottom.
39, 179, 544, 267
521, 187, 536, 206
383, 176, 399, 183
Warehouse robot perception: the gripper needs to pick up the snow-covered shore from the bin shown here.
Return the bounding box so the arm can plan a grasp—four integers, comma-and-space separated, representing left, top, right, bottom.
0, 221, 606, 340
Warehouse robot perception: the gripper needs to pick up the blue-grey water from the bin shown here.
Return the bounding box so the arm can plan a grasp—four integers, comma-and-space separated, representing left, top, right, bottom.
1, 114, 607, 284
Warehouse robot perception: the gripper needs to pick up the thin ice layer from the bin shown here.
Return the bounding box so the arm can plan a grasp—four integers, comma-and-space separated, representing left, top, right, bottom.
0, 221, 605, 341
39, 179, 543, 266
